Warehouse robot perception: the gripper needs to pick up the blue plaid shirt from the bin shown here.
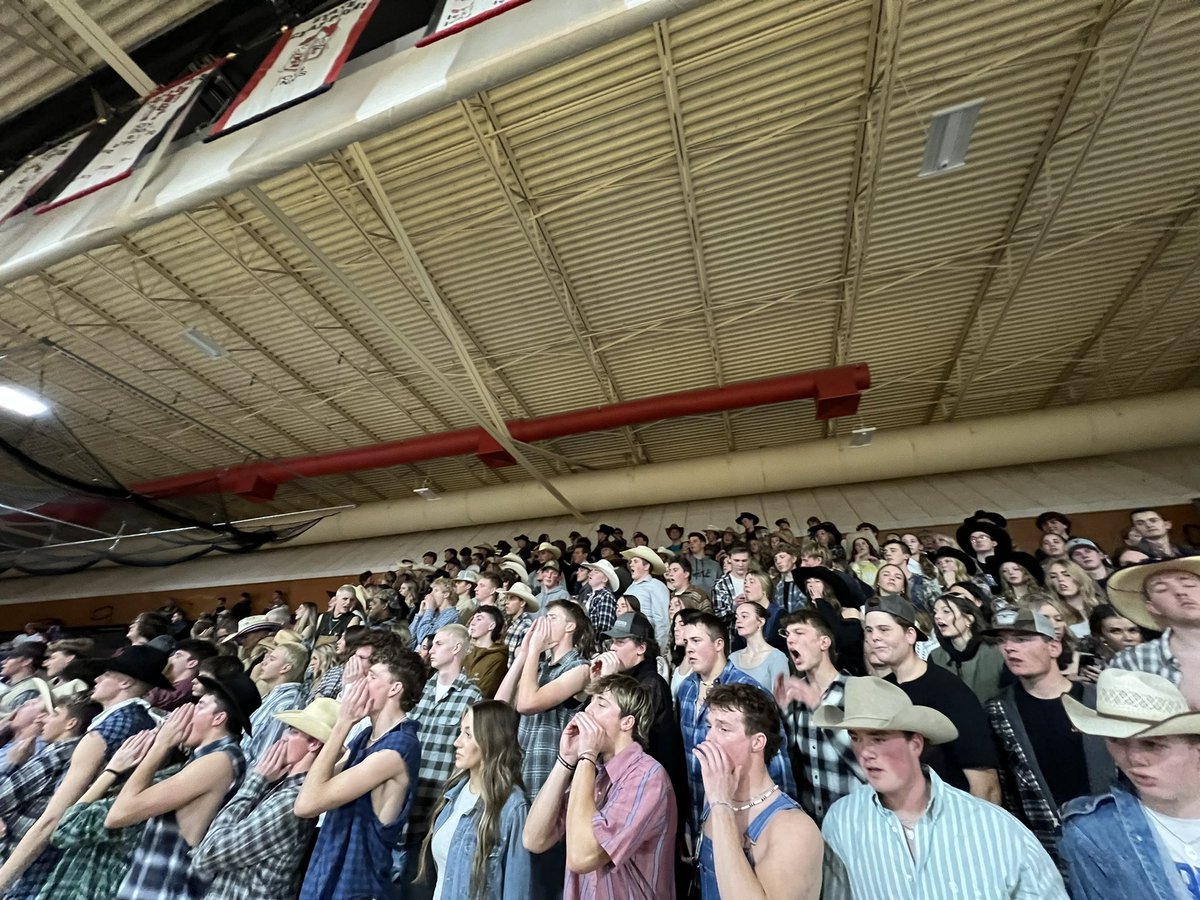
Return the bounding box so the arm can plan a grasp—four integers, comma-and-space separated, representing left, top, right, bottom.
115, 736, 246, 900
677, 662, 796, 843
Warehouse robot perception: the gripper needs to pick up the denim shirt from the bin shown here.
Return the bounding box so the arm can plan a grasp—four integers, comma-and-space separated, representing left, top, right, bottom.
1059, 783, 1191, 900
430, 782, 530, 900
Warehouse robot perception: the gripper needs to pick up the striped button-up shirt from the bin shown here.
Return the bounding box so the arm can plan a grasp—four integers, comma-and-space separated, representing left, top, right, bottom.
821, 768, 1068, 900
241, 681, 306, 765
1109, 630, 1181, 684
562, 743, 677, 900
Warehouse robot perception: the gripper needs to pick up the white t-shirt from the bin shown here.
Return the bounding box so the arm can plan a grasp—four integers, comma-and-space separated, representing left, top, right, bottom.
1144, 806, 1200, 896
431, 783, 479, 900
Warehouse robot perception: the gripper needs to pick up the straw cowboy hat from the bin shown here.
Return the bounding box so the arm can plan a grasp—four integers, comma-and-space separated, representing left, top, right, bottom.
841, 529, 880, 558
222, 615, 281, 644
582, 559, 620, 592
498, 582, 540, 612
454, 569, 479, 584
621, 546, 666, 576
535, 542, 562, 560
655, 546, 678, 562
275, 697, 341, 744
1106, 557, 1200, 631
1063, 668, 1200, 739
500, 560, 530, 583
813, 676, 959, 744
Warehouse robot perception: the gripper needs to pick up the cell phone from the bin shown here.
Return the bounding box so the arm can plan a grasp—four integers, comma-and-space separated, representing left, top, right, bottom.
1077, 653, 1098, 670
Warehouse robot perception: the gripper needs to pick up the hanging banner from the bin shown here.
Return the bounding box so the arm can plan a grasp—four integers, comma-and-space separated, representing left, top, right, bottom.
416, 0, 535, 47
0, 133, 89, 224
41, 64, 220, 214
208, 0, 381, 140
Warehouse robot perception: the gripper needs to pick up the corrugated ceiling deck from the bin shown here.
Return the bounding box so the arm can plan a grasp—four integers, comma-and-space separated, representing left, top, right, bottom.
1, 0, 1199, 514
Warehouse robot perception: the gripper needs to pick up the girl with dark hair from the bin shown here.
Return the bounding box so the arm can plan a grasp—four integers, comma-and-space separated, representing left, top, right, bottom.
928, 592, 1007, 703
419, 701, 530, 900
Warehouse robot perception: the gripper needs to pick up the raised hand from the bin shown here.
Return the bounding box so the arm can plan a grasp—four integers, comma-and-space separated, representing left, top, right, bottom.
109, 728, 156, 773
693, 740, 741, 807
558, 716, 581, 764
774, 672, 822, 710
338, 679, 371, 724
155, 703, 195, 748
254, 738, 291, 780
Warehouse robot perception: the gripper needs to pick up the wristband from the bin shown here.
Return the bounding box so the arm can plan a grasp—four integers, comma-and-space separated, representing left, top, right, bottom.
577, 754, 599, 769
103, 768, 123, 778
556, 754, 577, 772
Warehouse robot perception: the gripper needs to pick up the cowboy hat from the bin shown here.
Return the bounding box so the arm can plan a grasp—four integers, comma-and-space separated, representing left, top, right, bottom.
353, 585, 370, 605
498, 582, 540, 613
582, 559, 620, 592
621, 547, 666, 576
665, 523, 684, 536
794, 566, 855, 609
412, 563, 437, 574
198, 672, 263, 736
275, 697, 341, 744
222, 615, 281, 644
736, 512, 761, 527
50, 678, 90, 702
932, 545, 980, 576
102, 646, 172, 691
1106, 557, 1200, 630
841, 530, 880, 558
454, 569, 479, 584
499, 553, 526, 567
955, 511, 1013, 556
992, 549, 1045, 585
534, 542, 561, 560
808, 521, 844, 543
513, 534, 531, 543
813, 676, 958, 744
1063, 668, 1200, 739
655, 546, 678, 562
500, 560, 529, 583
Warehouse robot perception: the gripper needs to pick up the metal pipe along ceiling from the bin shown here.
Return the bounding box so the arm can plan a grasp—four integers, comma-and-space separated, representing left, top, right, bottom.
132, 365, 872, 501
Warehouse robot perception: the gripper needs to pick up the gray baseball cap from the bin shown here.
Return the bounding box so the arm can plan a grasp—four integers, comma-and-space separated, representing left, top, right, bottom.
981, 607, 1056, 639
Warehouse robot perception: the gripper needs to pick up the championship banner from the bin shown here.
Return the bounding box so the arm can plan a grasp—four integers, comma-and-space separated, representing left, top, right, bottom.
416, 0, 535, 48
0, 133, 88, 224
208, 0, 381, 140
41, 63, 220, 214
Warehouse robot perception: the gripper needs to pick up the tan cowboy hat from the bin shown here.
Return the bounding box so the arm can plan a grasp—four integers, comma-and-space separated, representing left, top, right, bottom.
535, 542, 562, 560
275, 697, 341, 744
412, 563, 437, 574
454, 569, 479, 584
499, 553, 525, 566
812, 676, 959, 744
841, 529, 880, 557
621, 546, 666, 576
1063, 668, 1200, 739
498, 582, 539, 612
582, 559, 620, 592
500, 560, 529, 583
222, 615, 281, 644
1106, 557, 1200, 630
50, 678, 90, 702
655, 546, 678, 562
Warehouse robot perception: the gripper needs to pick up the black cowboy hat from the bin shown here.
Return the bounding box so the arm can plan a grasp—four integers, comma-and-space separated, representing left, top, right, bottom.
992, 549, 1045, 585
513, 534, 531, 543
736, 511, 760, 527
955, 510, 1012, 555
794, 566, 856, 609
808, 521, 844, 543
198, 672, 263, 735
596, 524, 616, 536
102, 646, 171, 691
665, 523, 684, 536
933, 545, 980, 575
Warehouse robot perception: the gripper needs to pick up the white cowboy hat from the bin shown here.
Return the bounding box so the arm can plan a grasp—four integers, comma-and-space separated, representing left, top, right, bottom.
655, 546, 678, 562
535, 542, 562, 560
1106, 557, 1200, 630
498, 582, 540, 612
275, 697, 341, 744
621, 546, 666, 576
499, 553, 526, 566
1062, 668, 1200, 739
454, 569, 479, 584
581, 559, 620, 592
812, 676, 958, 744
500, 560, 529, 582
222, 615, 281, 644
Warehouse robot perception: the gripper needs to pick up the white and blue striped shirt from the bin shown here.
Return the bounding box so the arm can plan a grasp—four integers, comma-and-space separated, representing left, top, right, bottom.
821, 768, 1068, 899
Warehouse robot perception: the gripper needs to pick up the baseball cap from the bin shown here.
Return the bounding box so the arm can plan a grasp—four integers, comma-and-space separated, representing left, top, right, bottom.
1064, 538, 1101, 556
602, 612, 654, 642
981, 607, 1056, 639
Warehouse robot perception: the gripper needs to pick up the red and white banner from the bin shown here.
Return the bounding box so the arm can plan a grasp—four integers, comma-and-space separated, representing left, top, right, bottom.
209, 0, 380, 139
41, 64, 219, 213
0, 133, 88, 224
417, 0, 534, 47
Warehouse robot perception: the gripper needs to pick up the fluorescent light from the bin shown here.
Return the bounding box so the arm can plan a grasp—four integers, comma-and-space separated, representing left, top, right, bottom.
849, 425, 876, 448
0, 385, 50, 417
919, 98, 984, 178
181, 328, 227, 359
413, 486, 441, 501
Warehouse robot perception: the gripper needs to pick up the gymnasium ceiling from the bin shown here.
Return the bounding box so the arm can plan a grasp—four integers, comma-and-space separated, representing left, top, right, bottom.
1, 0, 1199, 529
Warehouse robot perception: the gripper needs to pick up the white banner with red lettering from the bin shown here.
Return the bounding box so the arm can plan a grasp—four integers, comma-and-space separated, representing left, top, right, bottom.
209, 0, 380, 139
417, 0, 535, 47
41, 65, 218, 213
0, 133, 88, 224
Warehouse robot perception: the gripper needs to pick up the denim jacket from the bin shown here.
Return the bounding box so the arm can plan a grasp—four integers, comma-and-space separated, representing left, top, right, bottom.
1059, 782, 1191, 900
431, 782, 530, 900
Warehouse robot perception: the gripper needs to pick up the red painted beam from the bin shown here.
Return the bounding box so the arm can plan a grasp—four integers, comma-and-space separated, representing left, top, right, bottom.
133, 364, 870, 501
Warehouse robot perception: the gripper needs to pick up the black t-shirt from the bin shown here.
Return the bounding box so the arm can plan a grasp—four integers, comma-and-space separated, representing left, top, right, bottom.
887, 662, 999, 791
1014, 681, 1091, 807
316, 610, 360, 639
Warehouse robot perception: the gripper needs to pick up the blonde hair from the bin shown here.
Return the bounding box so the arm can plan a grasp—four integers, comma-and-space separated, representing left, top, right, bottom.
1044, 559, 1101, 616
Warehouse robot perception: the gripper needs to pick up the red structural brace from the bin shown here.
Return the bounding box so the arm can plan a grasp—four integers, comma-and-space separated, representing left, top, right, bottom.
133, 364, 870, 502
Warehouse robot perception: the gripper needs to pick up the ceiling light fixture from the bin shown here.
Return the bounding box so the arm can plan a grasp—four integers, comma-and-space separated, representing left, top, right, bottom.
919, 98, 984, 178
181, 327, 227, 359
0, 384, 50, 417
413, 481, 440, 501
849, 424, 876, 448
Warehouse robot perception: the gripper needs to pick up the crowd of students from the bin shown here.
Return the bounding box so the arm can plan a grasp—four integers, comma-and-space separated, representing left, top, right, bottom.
0, 506, 1196, 899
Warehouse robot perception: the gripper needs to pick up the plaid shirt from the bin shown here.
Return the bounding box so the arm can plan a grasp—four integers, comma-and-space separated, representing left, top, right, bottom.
407, 671, 483, 843
115, 737, 246, 900
517, 649, 587, 794
710, 574, 739, 623
1109, 630, 1182, 685
0, 737, 80, 845
35, 764, 185, 900
677, 662, 796, 843
504, 613, 533, 666
986, 692, 1063, 863
307, 664, 343, 703
412, 607, 461, 647
782, 674, 865, 824
585, 588, 618, 635
241, 681, 306, 765
190, 772, 313, 900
